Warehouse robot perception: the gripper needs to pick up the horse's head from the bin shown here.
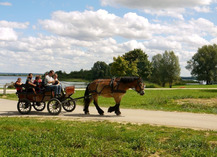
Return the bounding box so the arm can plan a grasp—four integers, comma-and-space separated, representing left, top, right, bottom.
134, 77, 145, 96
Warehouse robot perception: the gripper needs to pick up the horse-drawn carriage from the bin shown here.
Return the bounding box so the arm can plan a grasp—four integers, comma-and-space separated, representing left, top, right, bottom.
16, 85, 76, 115
15, 76, 145, 116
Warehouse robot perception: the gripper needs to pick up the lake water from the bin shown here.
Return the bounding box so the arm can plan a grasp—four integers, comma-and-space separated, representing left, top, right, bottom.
0, 76, 87, 89
0, 76, 27, 87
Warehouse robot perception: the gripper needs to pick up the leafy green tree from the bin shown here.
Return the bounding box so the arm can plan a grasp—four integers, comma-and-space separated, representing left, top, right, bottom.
55, 70, 67, 79
151, 54, 163, 85
123, 49, 152, 80
111, 56, 138, 77
91, 61, 111, 80
186, 44, 217, 85
151, 51, 180, 87
162, 51, 181, 87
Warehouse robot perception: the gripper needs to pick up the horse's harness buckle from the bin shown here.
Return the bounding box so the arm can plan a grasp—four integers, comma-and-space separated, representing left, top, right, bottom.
109, 77, 116, 92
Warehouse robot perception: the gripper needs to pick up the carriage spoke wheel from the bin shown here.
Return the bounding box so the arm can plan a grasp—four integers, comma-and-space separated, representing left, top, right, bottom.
47, 98, 62, 115
17, 99, 32, 114
33, 102, 46, 111
62, 97, 76, 112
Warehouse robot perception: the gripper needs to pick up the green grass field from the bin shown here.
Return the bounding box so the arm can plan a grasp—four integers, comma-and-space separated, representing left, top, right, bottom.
73, 89, 217, 114
1, 89, 217, 114
173, 84, 217, 88
0, 117, 216, 156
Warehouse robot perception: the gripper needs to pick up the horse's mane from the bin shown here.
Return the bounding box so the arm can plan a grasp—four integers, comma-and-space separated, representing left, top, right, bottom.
118, 77, 140, 83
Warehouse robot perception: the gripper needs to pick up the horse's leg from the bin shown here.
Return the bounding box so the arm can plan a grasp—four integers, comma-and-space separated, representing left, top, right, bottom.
108, 94, 123, 115
93, 95, 104, 115
83, 95, 93, 115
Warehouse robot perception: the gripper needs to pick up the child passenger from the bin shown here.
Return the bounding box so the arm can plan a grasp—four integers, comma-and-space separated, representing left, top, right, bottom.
26, 73, 37, 94
15, 78, 23, 93
33, 76, 41, 92
53, 73, 60, 85
53, 73, 62, 96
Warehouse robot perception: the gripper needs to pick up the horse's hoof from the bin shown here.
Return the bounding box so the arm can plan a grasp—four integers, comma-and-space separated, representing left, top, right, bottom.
99, 113, 104, 116
99, 110, 104, 115
115, 111, 121, 116
108, 107, 114, 113
84, 111, 90, 115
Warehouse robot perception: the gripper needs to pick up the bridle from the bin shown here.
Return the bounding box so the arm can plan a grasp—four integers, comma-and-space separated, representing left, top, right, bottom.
132, 78, 145, 95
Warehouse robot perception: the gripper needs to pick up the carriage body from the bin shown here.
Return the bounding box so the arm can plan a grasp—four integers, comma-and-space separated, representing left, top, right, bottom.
16, 85, 76, 115
18, 91, 53, 102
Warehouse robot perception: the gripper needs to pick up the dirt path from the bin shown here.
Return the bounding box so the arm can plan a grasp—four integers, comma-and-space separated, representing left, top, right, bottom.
1, 98, 217, 131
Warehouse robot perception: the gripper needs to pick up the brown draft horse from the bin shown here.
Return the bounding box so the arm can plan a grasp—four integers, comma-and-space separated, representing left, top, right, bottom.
83, 77, 145, 115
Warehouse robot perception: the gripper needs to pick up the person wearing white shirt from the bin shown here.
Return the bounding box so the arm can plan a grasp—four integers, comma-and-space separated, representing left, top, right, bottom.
45, 70, 61, 97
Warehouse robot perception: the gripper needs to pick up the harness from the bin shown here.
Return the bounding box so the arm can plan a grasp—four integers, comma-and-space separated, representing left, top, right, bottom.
89, 78, 126, 95
110, 78, 126, 93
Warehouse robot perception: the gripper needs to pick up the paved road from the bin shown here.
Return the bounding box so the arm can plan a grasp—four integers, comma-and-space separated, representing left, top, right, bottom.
1, 98, 217, 131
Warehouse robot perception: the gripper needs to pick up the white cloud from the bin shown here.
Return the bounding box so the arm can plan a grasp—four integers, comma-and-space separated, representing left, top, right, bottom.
0, 21, 29, 29
143, 8, 185, 20
2, 9, 217, 76
144, 37, 182, 51
100, 0, 214, 20
0, 21, 29, 41
189, 18, 217, 36
194, 6, 210, 12
100, 0, 212, 9
39, 10, 152, 40
0, 27, 17, 41
0, 2, 12, 6
210, 37, 217, 43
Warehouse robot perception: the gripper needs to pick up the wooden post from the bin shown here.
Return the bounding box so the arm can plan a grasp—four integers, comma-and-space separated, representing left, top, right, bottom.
3, 84, 6, 95
3, 83, 14, 95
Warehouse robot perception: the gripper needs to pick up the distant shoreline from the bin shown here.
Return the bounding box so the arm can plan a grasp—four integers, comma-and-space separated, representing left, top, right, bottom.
0, 73, 43, 76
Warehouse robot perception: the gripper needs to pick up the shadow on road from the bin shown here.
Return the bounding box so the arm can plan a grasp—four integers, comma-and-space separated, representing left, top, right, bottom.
0, 111, 51, 116
0, 111, 122, 118
64, 113, 120, 118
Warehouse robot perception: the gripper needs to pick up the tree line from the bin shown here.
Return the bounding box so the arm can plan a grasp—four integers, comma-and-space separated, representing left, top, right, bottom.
56, 44, 217, 86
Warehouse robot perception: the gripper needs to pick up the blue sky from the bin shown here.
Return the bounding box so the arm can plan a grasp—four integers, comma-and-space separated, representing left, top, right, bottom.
1, 0, 217, 76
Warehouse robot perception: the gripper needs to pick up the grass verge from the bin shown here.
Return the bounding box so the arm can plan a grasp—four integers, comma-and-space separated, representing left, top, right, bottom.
73, 89, 217, 114
173, 84, 217, 88
1, 89, 217, 114
0, 117, 216, 156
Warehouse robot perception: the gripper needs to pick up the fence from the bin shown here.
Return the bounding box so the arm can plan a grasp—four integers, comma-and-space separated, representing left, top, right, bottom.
0, 83, 14, 95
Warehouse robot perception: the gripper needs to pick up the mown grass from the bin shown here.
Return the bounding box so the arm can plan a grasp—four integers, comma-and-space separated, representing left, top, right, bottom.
0, 117, 216, 156
173, 84, 217, 88
1, 89, 217, 114
0, 94, 17, 101
73, 89, 217, 114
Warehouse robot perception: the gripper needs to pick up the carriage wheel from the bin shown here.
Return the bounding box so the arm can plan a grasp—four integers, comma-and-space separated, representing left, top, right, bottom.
62, 97, 76, 112
33, 102, 46, 111
47, 98, 62, 115
17, 99, 32, 114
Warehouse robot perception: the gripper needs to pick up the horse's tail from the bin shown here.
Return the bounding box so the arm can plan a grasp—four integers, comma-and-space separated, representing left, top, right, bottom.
84, 83, 91, 107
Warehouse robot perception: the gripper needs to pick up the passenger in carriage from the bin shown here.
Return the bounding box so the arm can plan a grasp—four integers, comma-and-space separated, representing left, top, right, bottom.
53, 73, 62, 94
26, 73, 37, 94
15, 78, 23, 93
33, 76, 42, 92
53, 73, 60, 85
45, 70, 61, 97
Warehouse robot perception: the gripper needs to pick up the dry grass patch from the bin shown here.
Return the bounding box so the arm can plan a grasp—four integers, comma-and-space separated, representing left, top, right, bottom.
175, 98, 217, 107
